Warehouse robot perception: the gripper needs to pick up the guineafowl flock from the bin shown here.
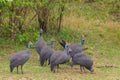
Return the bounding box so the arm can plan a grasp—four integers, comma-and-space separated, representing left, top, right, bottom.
10, 29, 94, 74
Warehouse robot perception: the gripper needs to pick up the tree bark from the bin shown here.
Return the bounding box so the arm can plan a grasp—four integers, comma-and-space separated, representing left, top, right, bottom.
58, 5, 64, 32
37, 8, 49, 33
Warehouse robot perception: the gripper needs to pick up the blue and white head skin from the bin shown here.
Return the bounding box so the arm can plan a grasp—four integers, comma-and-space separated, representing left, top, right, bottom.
65, 44, 68, 49
50, 39, 55, 48
40, 29, 43, 36
89, 66, 94, 73
65, 44, 72, 55
28, 41, 33, 49
81, 35, 87, 45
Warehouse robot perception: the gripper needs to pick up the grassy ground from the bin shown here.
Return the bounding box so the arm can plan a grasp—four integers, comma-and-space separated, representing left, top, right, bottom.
0, 3, 120, 80
0, 19, 120, 80
0, 47, 120, 80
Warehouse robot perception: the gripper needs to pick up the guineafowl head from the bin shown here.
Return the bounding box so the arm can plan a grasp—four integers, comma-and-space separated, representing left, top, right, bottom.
50, 39, 55, 45
40, 29, 43, 36
65, 44, 68, 49
65, 44, 72, 55
27, 41, 33, 49
50, 39, 55, 48
89, 66, 94, 73
81, 35, 87, 45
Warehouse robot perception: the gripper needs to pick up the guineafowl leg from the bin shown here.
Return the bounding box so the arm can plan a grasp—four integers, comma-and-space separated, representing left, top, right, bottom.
48, 57, 51, 65
39, 54, 40, 60
45, 59, 47, 66
83, 67, 86, 73
80, 66, 84, 73
55, 65, 59, 72
16, 66, 19, 74
57, 64, 59, 69
80, 66, 82, 72
40, 58, 45, 66
40, 55, 45, 66
71, 62, 74, 68
21, 65, 23, 74
48, 58, 50, 65
54, 65, 56, 72
56, 65, 59, 72
51, 64, 55, 72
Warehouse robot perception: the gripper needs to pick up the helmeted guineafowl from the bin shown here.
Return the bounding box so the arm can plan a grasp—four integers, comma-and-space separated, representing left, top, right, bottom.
40, 39, 55, 66
36, 29, 46, 58
10, 41, 33, 74
71, 52, 94, 73
50, 44, 72, 72
59, 35, 87, 57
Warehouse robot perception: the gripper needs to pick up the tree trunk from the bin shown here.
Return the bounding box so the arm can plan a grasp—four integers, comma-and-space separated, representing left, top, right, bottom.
57, 5, 64, 32
37, 8, 49, 33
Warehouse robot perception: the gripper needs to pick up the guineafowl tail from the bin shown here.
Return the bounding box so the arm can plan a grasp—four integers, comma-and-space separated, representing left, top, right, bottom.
10, 65, 14, 72
59, 39, 66, 48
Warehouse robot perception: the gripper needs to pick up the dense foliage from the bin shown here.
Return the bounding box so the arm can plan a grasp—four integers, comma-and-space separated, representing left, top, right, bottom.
0, 0, 119, 43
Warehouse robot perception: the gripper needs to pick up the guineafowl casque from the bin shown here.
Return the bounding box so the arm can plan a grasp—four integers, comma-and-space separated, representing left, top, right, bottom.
71, 52, 94, 73
10, 41, 33, 74
59, 35, 87, 57
40, 39, 55, 66
50, 44, 72, 72
36, 29, 46, 58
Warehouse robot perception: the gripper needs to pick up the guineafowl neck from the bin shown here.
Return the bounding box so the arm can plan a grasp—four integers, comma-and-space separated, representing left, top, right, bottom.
40, 32, 43, 37
27, 49, 31, 54
27, 44, 31, 49
50, 43, 54, 48
64, 48, 69, 55
50, 45, 53, 48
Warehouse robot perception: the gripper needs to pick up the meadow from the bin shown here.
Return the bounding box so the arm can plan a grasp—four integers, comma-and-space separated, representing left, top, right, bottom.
0, 1, 120, 80
0, 15, 120, 80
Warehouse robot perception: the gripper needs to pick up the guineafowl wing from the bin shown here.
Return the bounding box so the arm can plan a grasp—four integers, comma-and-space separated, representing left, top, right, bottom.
36, 37, 46, 54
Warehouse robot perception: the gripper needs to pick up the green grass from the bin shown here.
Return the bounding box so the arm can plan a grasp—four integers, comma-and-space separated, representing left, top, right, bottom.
0, 24, 120, 79
0, 2, 120, 79
0, 48, 120, 80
